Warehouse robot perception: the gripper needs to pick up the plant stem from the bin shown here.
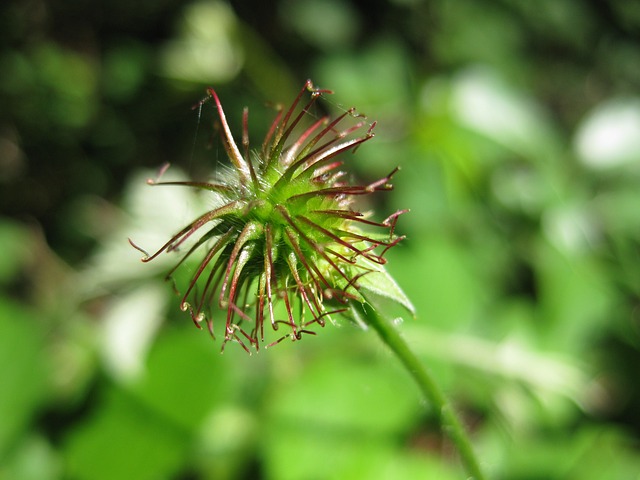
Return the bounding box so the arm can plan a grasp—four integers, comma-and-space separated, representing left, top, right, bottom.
358, 302, 486, 480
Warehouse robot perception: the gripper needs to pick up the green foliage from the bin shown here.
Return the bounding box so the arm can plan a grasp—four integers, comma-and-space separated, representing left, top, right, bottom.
1, 0, 640, 478
0, 299, 47, 458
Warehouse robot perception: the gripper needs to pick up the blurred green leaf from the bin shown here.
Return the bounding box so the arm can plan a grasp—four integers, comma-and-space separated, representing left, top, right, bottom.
160, 0, 243, 84
0, 298, 47, 458
314, 38, 410, 116
0, 218, 31, 285
102, 42, 150, 102
0, 435, 60, 480
574, 97, 640, 170
535, 240, 617, 352
394, 235, 484, 332
126, 327, 236, 432
500, 424, 640, 480
263, 354, 428, 479
280, 0, 360, 50
62, 387, 186, 480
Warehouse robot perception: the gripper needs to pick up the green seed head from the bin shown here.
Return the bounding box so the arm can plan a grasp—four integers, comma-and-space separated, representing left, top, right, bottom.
130, 80, 408, 352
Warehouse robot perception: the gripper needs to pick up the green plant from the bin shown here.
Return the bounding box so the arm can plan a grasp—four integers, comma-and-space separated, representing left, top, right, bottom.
131, 81, 485, 479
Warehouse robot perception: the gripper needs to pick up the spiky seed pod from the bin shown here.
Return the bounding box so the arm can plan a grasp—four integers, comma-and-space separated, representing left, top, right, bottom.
130, 80, 409, 352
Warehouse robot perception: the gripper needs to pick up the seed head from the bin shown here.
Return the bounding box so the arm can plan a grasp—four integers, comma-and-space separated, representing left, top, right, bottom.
130, 80, 410, 352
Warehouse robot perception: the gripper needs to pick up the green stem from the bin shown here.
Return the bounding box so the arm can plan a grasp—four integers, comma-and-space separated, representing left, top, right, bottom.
357, 302, 486, 480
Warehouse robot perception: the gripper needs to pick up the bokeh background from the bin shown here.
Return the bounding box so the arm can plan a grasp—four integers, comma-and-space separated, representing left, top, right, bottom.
2, 0, 640, 478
